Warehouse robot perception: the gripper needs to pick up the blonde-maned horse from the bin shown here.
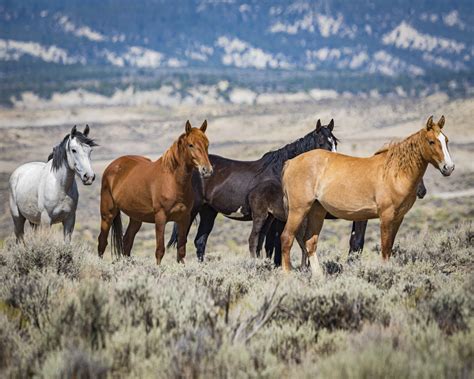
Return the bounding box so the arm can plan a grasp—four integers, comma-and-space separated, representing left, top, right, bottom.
281, 116, 454, 274
98, 120, 213, 264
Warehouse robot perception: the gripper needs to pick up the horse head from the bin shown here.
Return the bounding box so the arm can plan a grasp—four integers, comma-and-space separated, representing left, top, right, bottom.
182, 120, 213, 178
421, 116, 454, 177
66, 125, 98, 185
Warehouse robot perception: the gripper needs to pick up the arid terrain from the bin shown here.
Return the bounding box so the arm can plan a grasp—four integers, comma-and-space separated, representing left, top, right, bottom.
0, 93, 473, 378
0, 93, 473, 258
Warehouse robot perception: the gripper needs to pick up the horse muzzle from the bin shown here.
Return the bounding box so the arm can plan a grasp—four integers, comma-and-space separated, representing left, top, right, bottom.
440, 163, 455, 177
199, 166, 213, 178
82, 173, 96, 185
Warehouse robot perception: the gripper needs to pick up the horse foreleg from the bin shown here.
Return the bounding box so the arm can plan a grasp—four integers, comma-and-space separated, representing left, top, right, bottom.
176, 214, 191, 264
123, 218, 142, 256
154, 212, 166, 265
281, 208, 308, 272
380, 212, 403, 260
194, 205, 217, 262
62, 213, 76, 243
40, 211, 52, 228
304, 202, 327, 277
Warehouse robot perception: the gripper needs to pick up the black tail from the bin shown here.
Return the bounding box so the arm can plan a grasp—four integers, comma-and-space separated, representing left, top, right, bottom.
167, 223, 179, 248
166, 212, 199, 248
111, 212, 124, 258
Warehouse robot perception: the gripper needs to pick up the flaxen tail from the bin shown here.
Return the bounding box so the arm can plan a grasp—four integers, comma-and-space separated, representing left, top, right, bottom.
111, 211, 124, 258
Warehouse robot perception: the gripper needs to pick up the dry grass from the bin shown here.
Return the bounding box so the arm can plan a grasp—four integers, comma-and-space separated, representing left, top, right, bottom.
0, 224, 472, 378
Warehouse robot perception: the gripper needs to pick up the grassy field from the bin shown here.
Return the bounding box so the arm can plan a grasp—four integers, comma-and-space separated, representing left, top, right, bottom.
0, 223, 472, 378
0, 93, 473, 377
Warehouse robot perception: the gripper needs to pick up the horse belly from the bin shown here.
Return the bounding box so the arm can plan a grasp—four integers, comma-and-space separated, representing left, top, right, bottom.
319, 197, 378, 221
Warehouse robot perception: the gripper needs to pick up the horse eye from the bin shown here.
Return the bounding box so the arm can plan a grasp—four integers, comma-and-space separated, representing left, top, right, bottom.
188, 144, 194, 148
72, 149, 77, 153
429, 141, 435, 145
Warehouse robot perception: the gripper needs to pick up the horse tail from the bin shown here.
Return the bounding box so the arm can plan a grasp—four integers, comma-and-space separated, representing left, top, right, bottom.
166, 212, 199, 248
111, 211, 124, 257
281, 161, 290, 218
167, 223, 179, 248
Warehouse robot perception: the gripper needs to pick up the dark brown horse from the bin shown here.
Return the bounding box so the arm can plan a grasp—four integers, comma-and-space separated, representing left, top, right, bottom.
98, 120, 212, 264
167, 120, 369, 263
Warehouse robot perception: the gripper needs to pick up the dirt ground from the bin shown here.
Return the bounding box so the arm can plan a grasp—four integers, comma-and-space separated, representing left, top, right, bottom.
0, 94, 473, 262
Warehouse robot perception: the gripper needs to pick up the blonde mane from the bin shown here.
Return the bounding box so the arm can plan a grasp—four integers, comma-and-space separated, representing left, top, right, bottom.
382, 129, 425, 176
162, 134, 185, 171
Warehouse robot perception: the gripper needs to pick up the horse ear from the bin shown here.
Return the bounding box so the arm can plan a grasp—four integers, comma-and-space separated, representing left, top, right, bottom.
83, 124, 90, 136
426, 116, 434, 130
438, 115, 445, 129
315, 119, 322, 131
70, 125, 77, 136
328, 119, 334, 131
185, 120, 192, 134
200, 120, 207, 133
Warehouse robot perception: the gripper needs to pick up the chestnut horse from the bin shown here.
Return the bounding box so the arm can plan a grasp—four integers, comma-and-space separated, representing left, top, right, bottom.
98, 120, 213, 264
281, 116, 454, 274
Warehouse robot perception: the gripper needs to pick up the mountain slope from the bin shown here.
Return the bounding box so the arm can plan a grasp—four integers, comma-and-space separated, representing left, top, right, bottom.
1, 0, 472, 76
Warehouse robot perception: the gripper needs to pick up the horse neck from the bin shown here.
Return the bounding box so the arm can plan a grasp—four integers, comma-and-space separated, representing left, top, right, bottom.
384, 131, 428, 189
279, 135, 314, 160
260, 134, 315, 174
161, 141, 194, 185
52, 163, 76, 192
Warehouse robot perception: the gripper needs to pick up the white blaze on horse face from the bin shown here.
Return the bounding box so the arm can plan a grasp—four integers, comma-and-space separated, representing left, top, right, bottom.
437, 132, 454, 175
329, 137, 337, 152
68, 138, 95, 185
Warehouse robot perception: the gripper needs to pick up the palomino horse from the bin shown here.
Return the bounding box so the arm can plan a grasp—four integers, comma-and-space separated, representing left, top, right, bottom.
167, 120, 367, 263
281, 116, 454, 274
9, 125, 97, 241
98, 120, 213, 264
265, 172, 428, 266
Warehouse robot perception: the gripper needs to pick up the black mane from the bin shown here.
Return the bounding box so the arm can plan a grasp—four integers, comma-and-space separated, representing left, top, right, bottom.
258, 127, 338, 176
47, 131, 97, 171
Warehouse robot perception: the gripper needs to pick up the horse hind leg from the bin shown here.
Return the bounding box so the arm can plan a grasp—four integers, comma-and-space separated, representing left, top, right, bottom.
281, 207, 309, 272
296, 217, 309, 269
304, 202, 327, 277
9, 193, 26, 242
249, 212, 272, 259
194, 205, 217, 262
98, 183, 118, 258
123, 218, 142, 257
12, 214, 26, 243
256, 215, 273, 258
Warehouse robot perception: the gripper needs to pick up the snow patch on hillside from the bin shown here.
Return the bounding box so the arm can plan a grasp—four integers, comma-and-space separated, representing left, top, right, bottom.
0, 39, 84, 64
370, 50, 424, 76
56, 14, 106, 42
270, 11, 354, 38
101, 47, 186, 68
442, 11, 465, 29
305, 47, 423, 76
185, 44, 214, 61
216, 36, 292, 69
382, 21, 465, 53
